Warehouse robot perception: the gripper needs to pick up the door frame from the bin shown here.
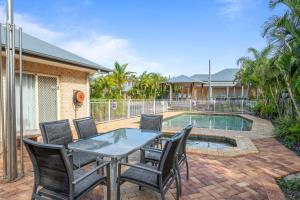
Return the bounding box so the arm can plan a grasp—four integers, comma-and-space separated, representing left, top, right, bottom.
19, 71, 60, 129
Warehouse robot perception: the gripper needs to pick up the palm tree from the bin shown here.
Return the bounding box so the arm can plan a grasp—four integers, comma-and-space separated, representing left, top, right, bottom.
236, 46, 273, 100
262, 0, 300, 117
112, 61, 132, 98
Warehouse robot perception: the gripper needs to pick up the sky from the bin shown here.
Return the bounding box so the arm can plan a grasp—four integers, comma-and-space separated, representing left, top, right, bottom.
0, 0, 285, 76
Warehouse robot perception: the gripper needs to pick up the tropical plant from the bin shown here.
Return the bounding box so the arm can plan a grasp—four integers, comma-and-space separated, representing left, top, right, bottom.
90, 62, 167, 100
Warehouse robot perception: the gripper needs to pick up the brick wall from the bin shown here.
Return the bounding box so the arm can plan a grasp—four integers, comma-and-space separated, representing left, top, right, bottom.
20, 60, 91, 122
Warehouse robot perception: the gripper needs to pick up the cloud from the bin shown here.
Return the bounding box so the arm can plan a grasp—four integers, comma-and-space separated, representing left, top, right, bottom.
62, 33, 163, 74
217, 0, 249, 20
0, 2, 163, 74
0, 3, 61, 43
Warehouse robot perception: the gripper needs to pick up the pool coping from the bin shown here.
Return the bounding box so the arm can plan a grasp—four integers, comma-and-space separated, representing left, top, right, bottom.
161, 112, 274, 157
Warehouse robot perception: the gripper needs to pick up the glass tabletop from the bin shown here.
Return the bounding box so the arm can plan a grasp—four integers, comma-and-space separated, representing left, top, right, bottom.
68, 128, 161, 158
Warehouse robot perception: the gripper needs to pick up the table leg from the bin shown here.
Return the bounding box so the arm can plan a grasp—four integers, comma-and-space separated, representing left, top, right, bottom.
110, 157, 118, 200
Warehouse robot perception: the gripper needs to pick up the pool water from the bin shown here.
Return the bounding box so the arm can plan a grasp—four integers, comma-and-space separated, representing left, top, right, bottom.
163, 114, 252, 131
162, 135, 236, 149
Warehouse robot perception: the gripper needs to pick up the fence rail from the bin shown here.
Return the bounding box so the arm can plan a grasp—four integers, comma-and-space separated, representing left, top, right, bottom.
91, 99, 257, 123
169, 99, 257, 113
91, 99, 169, 123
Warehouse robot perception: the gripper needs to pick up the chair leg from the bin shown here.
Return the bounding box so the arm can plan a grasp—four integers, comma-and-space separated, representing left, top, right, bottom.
160, 188, 165, 200
117, 178, 120, 200
177, 168, 182, 195
185, 158, 189, 180
175, 174, 180, 200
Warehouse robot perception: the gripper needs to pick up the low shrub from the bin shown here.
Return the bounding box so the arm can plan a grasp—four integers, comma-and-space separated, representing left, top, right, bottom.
253, 101, 278, 119
274, 117, 300, 148
278, 178, 300, 200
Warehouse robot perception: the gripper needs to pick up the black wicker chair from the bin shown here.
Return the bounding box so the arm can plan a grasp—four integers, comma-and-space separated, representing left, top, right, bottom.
141, 125, 193, 194
73, 117, 98, 139
140, 114, 163, 148
23, 138, 110, 200
39, 119, 98, 168
117, 132, 183, 200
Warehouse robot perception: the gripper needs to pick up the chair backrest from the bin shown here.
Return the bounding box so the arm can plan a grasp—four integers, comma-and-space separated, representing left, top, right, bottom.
178, 125, 193, 156
73, 117, 98, 139
39, 119, 73, 146
140, 114, 163, 131
23, 138, 73, 195
158, 132, 183, 182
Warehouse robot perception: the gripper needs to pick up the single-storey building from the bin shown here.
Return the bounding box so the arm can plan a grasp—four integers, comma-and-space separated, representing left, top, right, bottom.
165, 68, 247, 100
1, 28, 111, 133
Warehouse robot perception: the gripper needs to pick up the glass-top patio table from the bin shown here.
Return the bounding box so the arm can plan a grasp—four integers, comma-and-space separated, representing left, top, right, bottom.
68, 128, 162, 200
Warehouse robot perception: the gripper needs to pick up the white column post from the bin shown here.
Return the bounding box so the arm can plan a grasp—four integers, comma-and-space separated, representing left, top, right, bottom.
142, 100, 145, 114
108, 100, 111, 123
214, 99, 216, 112
226, 87, 229, 98
153, 99, 156, 114
233, 86, 236, 97
189, 99, 192, 112
169, 84, 172, 103
241, 85, 244, 98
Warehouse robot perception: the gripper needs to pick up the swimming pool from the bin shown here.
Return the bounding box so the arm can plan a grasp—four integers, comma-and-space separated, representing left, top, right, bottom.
163, 114, 253, 131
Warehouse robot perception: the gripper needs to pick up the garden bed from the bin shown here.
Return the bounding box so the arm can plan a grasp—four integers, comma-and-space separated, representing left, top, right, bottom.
277, 173, 300, 200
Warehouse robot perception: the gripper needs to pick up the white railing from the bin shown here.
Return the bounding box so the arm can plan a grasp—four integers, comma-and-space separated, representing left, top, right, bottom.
91, 99, 257, 123
168, 99, 257, 113
91, 99, 169, 123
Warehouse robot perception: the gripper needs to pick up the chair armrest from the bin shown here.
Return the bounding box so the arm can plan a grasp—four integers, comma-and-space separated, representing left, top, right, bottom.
119, 162, 162, 175
141, 146, 163, 153
72, 161, 110, 185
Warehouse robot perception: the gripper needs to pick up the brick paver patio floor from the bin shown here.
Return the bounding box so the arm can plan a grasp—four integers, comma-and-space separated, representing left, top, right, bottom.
1, 138, 300, 200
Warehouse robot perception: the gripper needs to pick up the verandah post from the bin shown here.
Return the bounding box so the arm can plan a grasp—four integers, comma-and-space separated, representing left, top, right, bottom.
108, 100, 111, 123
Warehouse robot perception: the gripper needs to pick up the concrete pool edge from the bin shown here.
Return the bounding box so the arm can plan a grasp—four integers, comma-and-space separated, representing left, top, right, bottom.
163, 130, 259, 157
161, 112, 274, 157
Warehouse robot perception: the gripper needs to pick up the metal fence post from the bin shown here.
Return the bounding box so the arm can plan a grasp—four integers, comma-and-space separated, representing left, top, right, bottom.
127, 100, 130, 118
108, 100, 111, 123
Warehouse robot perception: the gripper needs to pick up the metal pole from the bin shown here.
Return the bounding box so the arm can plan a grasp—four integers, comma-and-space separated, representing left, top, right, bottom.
5, 0, 18, 181
0, 23, 7, 179
19, 27, 24, 176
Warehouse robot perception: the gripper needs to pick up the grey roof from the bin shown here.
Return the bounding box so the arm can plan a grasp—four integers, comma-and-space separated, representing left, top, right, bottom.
1, 27, 112, 72
167, 75, 204, 84
191, 68, 239, 82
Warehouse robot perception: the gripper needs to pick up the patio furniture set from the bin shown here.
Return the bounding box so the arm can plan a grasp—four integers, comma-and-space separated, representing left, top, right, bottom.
23, 114, 193, 200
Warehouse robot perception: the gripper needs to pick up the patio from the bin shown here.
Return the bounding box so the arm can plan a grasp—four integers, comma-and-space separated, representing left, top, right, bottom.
1, 137, 300, 199
1, 112, 300, 200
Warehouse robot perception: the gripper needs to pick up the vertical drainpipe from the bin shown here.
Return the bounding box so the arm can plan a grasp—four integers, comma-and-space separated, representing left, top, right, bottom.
5, 0, 18, 181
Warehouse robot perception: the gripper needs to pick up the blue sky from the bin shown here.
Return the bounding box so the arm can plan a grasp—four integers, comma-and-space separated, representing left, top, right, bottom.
0, 0, 284, 76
